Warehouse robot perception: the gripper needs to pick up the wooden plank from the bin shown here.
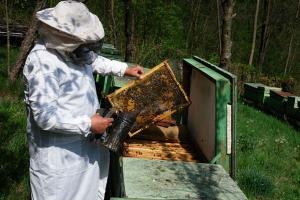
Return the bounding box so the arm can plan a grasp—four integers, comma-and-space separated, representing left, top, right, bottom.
125, 139, 191, 148
123, 149, 198, 161
188, 68, 216, 161
123, 151, 198, 162
124, 145, 194, 155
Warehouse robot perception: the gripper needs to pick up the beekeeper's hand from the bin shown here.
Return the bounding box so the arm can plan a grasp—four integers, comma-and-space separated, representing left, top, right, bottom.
125, 65, 144, 79
90, 114, 113, 134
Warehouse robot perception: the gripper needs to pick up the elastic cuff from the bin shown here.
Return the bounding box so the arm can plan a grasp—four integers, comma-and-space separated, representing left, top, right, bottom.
119, 62, 128, 77
82, 115, 92, 137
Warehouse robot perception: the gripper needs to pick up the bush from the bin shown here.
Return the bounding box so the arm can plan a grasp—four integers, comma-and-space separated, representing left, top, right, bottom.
228, 63, 291, 96
229, 63, 259, 96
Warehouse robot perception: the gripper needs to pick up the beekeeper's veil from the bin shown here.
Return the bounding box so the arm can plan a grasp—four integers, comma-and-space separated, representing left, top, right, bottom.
36, 0, 105, 52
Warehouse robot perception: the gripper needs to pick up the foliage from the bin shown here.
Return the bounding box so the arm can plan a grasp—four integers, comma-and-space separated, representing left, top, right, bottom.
1, 0, 300, 92
0, 0, 34, 25
228, 63, 300, 95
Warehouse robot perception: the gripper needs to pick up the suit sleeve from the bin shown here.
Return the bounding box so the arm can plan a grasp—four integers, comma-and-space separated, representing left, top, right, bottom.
91, 55, 128, 77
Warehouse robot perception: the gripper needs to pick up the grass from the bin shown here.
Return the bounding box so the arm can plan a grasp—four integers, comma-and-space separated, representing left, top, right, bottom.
0, 98, 29, 200
237, 101, 300, 200
0, 47, 30, 200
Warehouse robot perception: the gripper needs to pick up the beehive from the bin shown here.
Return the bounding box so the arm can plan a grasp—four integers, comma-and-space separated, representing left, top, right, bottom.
107, 61, 190, 136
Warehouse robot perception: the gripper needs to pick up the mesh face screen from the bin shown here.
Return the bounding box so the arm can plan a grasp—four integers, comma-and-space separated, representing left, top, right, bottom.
107, 61, 190, 136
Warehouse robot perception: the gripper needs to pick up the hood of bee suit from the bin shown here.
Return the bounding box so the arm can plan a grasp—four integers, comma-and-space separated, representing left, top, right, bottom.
36, 0, 105, 52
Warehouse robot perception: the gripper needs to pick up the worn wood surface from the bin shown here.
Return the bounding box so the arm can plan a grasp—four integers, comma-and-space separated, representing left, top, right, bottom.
122, 158, 247, 199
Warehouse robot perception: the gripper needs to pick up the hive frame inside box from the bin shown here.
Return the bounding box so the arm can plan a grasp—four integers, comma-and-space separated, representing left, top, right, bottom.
107, 61, 190, 137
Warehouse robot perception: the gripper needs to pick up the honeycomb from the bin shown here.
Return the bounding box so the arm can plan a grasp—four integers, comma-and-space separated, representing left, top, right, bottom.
107, 61, 190, 136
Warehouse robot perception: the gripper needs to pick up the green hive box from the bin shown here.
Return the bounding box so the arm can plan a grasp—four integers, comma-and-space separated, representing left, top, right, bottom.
286, 96, 300, 120
243, 83, 281, 105
244, 83, 266, 104
266, 90, 292, 115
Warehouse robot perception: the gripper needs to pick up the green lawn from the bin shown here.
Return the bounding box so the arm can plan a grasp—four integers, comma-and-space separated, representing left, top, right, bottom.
237, 101, 300, 200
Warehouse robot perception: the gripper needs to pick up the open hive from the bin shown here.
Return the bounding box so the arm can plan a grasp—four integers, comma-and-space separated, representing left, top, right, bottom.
107, 61, 190, 136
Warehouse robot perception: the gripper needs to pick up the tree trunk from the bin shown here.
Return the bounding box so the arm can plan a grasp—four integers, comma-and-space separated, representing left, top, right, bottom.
284, 33, 293, 76
288, 42, 297, 74
284, 0, 300, 76
217, 0, 222, 56
257, 0, 272, 72
5, 0, 10, 74
186, 0, 196, 50
186, 0, 201, 52
110, 0, 117, 47
9, 0, 48, 82
124, 0, 135, 62
219, 0, 234, 70
248, 0, 260, 66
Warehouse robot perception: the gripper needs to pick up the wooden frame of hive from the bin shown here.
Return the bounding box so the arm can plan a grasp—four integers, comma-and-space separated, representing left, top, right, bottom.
107, 61, 190, 137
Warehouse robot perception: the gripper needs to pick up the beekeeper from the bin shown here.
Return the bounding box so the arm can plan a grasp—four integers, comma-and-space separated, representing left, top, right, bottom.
23, 1, 143, 200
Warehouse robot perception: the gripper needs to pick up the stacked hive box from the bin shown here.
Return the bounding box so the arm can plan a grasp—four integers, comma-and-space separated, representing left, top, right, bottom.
266, 90, 293, 116
286, 96, 300, 121
243, 83, 266, 104
243, 83, 281, 106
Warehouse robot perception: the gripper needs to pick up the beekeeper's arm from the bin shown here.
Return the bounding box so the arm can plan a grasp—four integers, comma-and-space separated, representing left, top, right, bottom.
92, 55, 144, 78
25, 51, 111, 136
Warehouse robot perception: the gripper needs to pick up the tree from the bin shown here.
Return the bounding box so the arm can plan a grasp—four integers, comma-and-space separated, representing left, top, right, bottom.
284, 0, 300, 76
186, 0, 202, 52
219, 0, 235, 70
9, 0, 48, 82
5, 0, 10, 74
248, 0, 260, 66
124, 0, 135, 62
109, 0, 117, 47
257, 0, 272, 72
217, 0, 222, 56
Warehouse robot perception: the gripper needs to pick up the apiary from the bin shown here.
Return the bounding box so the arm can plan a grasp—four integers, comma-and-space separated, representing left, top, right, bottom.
107, 61, 190, 136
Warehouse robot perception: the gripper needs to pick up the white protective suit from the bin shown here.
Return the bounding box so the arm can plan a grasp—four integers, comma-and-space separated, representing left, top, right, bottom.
23, 41, 127, 200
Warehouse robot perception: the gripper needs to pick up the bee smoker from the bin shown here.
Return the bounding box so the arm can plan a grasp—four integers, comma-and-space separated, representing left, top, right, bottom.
94, 108, 138, 152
